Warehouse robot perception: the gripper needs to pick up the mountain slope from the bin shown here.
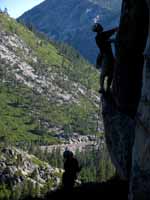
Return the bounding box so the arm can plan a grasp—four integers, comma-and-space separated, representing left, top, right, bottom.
0, 145, 63, 199
0, 12, 112, 200
18, 0, 122, 63
0, 12, 101, 146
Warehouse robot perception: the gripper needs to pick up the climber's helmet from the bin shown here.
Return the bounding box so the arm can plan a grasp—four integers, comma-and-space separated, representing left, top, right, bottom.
92, 23, 103, 33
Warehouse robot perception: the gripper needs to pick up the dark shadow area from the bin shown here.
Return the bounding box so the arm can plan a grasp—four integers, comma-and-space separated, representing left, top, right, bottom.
113, 0, 149, 118
23, 179, 128, 200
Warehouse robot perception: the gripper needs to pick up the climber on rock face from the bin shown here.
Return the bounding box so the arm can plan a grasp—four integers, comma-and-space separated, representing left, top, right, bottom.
92, 23, 118, 93
62, 149, 81, 190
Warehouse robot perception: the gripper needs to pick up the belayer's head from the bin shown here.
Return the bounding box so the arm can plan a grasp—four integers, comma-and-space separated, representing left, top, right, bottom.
92, 23, 103, 33
63, 150, 73, 160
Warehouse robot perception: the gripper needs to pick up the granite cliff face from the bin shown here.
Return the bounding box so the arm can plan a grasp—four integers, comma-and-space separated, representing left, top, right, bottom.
130, 0, 150, 199
101, 0, 150, 199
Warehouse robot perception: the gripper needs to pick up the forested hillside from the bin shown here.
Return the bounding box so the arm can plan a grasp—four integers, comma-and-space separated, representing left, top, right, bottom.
0, 12, 116, 200
0, 12, 101, 146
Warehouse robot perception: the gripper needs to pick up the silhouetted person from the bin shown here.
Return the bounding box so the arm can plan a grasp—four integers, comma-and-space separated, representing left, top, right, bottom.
92, 23, 118, 93
62, 150, 81, 190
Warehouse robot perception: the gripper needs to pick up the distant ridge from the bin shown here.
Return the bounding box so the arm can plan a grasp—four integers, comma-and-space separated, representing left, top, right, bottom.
18, 0, 121, 63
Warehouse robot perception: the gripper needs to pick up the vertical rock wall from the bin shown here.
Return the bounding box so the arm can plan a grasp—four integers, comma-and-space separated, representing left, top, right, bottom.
113, 0, 148, 118
101, 0, 150, 198
129, 0, 150, 199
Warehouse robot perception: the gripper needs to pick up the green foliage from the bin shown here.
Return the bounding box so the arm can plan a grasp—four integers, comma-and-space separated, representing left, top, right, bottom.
0, 13, 100, 146
0, 184, 11, 200
54, 42, 100, 90
31, 156, 47, 167
0, 83, 60, 145
0, 178, 55, 200
0, 11, 107, 200
76, 145, 116, 183
12, 184, 22, 200
0, 13, 99, 89
27, 143, 115, 184
41, 179, 55, 195
0, 80, 99, 145
28, 144, 63, 169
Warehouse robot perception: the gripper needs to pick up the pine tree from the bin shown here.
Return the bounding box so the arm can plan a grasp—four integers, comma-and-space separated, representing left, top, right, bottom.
0, 184, 11, 200
97, 158, 106, 182
12, 184, 22, 200
105, 158, 115, 180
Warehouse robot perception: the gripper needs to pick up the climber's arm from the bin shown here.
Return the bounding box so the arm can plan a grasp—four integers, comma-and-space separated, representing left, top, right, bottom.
109, 38, 116, 43
103, 27, 118, 39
